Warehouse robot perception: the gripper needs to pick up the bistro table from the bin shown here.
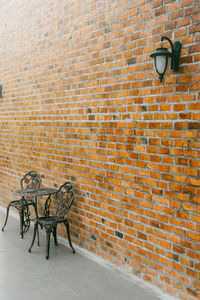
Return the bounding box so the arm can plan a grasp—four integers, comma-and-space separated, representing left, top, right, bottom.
13, 187, 58, 237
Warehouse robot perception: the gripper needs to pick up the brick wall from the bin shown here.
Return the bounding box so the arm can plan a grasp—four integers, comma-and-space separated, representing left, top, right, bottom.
0, 0, 199, 298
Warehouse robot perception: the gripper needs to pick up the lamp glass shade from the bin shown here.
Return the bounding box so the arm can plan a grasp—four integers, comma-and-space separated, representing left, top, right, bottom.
151, 47, 171, 82
155, 54, 168, 74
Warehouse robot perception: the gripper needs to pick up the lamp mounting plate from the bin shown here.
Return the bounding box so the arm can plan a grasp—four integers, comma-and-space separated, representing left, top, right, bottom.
172, 41, 182, 71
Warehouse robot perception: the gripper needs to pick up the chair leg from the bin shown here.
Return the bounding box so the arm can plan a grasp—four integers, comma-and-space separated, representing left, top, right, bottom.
45, 229, 51, 259
64, 220, 75, 253
2, 204, 11, 231
28, 222, 38, 253
53, 226, 58, 246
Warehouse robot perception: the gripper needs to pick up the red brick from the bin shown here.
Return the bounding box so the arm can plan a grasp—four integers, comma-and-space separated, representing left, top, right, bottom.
0, 1, 199, 299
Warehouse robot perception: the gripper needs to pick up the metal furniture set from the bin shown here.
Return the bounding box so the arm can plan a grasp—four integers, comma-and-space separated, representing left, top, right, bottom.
1, 171, 75, 259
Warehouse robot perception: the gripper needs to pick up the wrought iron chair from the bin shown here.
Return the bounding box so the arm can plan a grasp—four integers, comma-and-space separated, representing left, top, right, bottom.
28, 182, 75, 259
2, 171, 42, 238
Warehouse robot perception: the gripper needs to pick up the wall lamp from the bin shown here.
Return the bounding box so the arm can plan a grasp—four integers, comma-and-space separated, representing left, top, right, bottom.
150, 36, 182, 82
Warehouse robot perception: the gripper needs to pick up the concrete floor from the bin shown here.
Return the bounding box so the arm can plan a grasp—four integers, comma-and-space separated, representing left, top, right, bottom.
0, 208, 176, 300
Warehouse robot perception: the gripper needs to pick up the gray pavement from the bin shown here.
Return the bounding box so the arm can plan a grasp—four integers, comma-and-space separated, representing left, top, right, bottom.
0, 208, 175, 300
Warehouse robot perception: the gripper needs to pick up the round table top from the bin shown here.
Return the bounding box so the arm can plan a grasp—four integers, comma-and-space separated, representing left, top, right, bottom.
13, 187, 58, 197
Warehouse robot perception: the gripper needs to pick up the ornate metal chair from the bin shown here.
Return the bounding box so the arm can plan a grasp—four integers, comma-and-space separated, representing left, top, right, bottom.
28, 182, 75, 259
2, 171, 42, 238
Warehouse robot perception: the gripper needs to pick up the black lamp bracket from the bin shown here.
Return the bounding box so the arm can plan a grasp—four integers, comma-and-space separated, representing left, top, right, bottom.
161, 36, 182, 71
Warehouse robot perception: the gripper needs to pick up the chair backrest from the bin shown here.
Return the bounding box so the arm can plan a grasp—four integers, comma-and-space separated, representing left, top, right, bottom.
20, 171, 42, 190
44, 182, 74, 218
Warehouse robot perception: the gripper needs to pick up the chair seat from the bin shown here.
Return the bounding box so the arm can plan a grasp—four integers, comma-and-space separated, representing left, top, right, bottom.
38, 216, 64, 226
10, 199, 34, 209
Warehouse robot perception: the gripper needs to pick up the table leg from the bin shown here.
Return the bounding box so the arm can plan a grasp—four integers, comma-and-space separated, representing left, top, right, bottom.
20, 196, 30, 234
34, 197, 40, 245
19, 208, 24, 239
23, 206, 31, 233
34, 197, 38, 218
